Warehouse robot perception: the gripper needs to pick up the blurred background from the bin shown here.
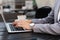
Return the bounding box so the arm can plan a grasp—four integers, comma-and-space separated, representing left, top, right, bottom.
0, 0, 55, 22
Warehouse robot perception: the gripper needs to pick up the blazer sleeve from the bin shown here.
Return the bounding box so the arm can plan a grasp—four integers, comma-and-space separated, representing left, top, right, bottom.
32, 10, 54, 24
32, 23, 60, 35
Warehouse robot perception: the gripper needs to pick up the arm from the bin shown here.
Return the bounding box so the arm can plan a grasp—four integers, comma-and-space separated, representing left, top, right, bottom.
32, 23, 60, 35
32, 10, 54, 24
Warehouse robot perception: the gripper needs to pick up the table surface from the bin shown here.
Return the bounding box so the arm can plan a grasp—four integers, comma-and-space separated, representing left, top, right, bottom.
0, 22, 60, 40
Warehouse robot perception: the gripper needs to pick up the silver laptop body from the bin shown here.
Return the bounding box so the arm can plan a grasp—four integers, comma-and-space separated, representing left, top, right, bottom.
1, 12, 31, 33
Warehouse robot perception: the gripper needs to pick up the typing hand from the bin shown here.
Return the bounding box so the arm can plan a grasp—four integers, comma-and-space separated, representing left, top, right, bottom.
13, 19, 32, 30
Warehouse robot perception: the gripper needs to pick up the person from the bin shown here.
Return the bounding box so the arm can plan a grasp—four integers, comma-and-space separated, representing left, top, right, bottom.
13, 0, 60, 35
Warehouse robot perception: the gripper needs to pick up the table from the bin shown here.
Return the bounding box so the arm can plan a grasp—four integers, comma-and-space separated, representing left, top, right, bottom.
0, 22, 60, 40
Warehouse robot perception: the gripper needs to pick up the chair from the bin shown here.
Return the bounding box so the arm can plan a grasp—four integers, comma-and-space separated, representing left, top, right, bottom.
35, 6, 52, 18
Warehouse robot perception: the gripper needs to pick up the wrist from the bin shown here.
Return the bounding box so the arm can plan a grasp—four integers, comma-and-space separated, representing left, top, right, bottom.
29, 23, 35, 29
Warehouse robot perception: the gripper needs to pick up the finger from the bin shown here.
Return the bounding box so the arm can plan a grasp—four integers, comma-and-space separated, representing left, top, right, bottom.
12, 22, 16, 26
15, 19, 19, 22
15, 23, 22, 28
26, 20, 32, 23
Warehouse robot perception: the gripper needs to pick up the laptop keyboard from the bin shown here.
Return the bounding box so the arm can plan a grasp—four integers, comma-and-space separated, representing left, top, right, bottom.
9, 24, 24, 31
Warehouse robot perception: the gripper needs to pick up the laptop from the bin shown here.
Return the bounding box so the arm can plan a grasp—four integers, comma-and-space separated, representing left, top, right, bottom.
1, 13, 31, 33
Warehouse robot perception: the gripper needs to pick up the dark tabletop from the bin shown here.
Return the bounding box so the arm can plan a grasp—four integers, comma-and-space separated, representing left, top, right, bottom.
0, 22, 60, 40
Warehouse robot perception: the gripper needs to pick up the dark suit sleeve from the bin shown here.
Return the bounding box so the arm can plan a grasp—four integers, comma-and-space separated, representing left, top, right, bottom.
32, 10, 54, 24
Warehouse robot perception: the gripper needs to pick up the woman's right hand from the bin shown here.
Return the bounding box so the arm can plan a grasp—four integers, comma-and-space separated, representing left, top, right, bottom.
12, 19, 32, 29
12, 19, 32, 27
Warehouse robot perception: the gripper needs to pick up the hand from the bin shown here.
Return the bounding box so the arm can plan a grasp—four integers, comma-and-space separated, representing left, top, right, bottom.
23, 19, 32, 23
13, 19, 32, 30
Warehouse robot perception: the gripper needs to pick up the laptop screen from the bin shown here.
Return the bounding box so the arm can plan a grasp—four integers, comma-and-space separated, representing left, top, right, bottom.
2, 11, 25, 23
1, 8, 35, 24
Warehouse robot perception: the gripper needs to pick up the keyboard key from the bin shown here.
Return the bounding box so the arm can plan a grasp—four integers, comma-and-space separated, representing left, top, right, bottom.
9, 24, 17, 31
9, 24, 24, 31
15, 27, 24, 30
